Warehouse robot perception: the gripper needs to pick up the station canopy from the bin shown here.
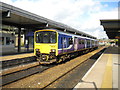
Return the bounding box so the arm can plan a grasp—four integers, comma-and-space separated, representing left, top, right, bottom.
100, 19, 120, 39
0, 2, 96, 39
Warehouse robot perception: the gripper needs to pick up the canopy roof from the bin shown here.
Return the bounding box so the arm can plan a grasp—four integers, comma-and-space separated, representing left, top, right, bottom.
100, 19, 120, 39
1, 2, 96, 39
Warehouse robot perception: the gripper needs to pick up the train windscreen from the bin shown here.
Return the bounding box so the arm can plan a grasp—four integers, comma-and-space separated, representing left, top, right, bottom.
36, 31, 57, 43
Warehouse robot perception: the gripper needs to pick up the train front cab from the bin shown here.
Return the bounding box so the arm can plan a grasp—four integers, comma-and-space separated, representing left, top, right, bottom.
34, 29, 58, 62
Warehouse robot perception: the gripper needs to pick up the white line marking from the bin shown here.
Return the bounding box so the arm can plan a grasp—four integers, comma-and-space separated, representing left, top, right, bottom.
74, 52, 104, 89
82, 53, 104, 80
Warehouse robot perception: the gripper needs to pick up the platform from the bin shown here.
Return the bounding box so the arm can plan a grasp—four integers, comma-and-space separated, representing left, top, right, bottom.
1, 53, 34, 62
1, 52, 35, 69
74, 46, 120, 89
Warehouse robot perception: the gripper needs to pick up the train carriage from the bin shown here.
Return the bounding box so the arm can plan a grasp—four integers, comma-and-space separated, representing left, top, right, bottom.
34, 29, 98, 64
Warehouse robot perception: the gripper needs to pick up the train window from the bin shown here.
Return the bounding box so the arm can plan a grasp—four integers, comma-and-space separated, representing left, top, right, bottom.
92, 41, 94, 44
36, 31, 56, 43
87, 40, 90, 44
61, 37, 63, 44
81, 40, 83, 44
79, 39, 81, 44
0, 37, 4, 45
79, 39, 84, 44
69, 38, 73, 45
89, 40, 90, 44
6, 37, 11, 45
82, 40, 85, 44
43, 32, 49, 43
50, 32, 56, 43
36, 32, 42, 43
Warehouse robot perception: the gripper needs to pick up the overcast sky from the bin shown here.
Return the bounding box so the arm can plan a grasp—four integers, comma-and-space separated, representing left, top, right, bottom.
1, 0, 119, 39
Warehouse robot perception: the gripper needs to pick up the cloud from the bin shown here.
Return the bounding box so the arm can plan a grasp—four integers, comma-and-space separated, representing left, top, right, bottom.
1, 0, 118, 39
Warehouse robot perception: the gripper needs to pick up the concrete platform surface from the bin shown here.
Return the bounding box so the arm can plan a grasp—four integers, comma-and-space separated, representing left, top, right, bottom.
1, 53, 34, 61
74, 46, 119, 89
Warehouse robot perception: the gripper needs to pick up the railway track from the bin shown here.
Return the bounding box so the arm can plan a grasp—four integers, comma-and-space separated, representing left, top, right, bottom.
1, 62, 55, 86
42, 48, 106, 89
2, 46, 106, 88
1, 56, 36, 69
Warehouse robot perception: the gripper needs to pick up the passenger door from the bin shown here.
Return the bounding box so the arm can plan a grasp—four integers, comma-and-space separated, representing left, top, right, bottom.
62, 37, 67, 53
74, 37, 78, 51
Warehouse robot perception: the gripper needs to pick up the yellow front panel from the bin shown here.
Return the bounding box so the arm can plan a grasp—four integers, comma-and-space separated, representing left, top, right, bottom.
35, 43, 58, 55
34, 29, 58, 56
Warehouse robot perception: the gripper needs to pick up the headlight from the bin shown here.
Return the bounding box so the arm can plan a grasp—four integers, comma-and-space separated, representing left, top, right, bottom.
51, 49, 56, 52
36, 49, 40, 51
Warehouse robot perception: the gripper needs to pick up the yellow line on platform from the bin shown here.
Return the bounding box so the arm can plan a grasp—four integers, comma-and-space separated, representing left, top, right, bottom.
101, 54, 112, 89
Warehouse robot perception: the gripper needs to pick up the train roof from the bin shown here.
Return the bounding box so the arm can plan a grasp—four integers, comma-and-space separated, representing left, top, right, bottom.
36, 28, 97, 40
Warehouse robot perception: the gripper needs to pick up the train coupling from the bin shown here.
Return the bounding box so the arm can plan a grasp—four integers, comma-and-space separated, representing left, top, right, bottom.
36, 54, 57, 64
39, 59, 57, 64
